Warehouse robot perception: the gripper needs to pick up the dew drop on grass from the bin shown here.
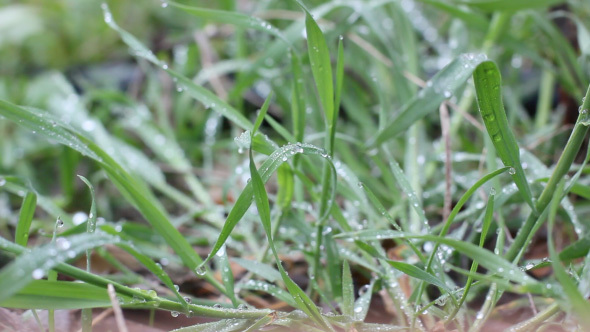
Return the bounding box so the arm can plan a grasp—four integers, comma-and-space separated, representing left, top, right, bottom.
174, 284, 179, 291
56, 217, 64, 228
56, 237, 71, 250
508, 167, 516, 175
489, 187, 496, 195
213, 303, 222, 309
32, 269, 44, 279
171, 311, 179, 317
183, 296, 191, 303
238, 303, 248, 310
354, 306, 363, 313
195, 265, 207, 276
358, 284, 370, 296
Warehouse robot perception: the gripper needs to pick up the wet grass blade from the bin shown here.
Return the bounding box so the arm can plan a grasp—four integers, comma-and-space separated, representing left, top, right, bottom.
15, 191, 37, 246
0, 280, 123, 309
247, 110, 330, 330
369, 53, 487, 146
386, 260, 453, 294
547, 180, 590, 327
304, 9, 334, 138
341, 261, 354, 317
457, 0, 566, 12
473, 61, 535, 211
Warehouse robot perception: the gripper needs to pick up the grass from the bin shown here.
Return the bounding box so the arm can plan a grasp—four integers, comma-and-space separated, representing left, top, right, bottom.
0, 0, 590, 331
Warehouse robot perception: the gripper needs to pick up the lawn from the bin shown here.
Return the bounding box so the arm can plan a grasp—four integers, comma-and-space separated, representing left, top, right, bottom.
0, 0, 590, 331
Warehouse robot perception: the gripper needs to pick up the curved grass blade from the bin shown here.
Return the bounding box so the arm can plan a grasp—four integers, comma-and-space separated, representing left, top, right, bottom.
0, 280, 123, 309
169, 2, 288, 44
369, 53, 488, 146
473, 61, 535, 211
232, 258, 281, 283
547, 180, 590, 327
240, 280, 296, 307
0, 232, 121, 302
15, 191, 36, 246
247, 106, 330, 330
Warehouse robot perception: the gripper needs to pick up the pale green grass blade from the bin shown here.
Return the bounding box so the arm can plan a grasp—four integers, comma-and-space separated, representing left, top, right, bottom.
473, 61, 535, 210
370, 53, 487, 146
0, 232, 121, 302
304, 9, 334, 135
169, 2, 287, 43
547, 181, 590, 327
559, 237, 590, 261
15, 191, 36, 246
0, 280, 124, 309
216, 246, 237, 306
170, 319, 255, 332
78, 175, 96, 332
341, 260, 354, 317
290, 51, 307, 144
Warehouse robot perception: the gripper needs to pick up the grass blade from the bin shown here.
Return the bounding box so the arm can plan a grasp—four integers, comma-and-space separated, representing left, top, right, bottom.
547, 180, 590, 327
456, 0, 566, 12
341, 261, 354, 317
15, 191, 36, 246
473, 61, 535, 210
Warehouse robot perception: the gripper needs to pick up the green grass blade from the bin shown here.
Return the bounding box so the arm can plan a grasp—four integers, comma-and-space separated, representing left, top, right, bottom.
559, 237, 590, 261
169, 2, 287, 43
0, 232, 121, 302
369, 53, 487, 146
290, 51, 307, 144
0, 280, 123, 309
353, 279, 374, 321
386, 260, 453, 294
216, 245, 237, 306
473, 61, 535, 211
547, 181, 590, 327
232, 258, 281, 283
15, 191, 37, 246
341, 260, 354, 317
304, 9, 334, 137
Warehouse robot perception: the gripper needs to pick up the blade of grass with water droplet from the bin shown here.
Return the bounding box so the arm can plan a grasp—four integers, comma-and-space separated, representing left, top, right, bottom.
386, 260, 454, 294
547, 180, 590, 327
15, 191, 36, 246
370, 53, 487, 146
353, 279, 374, 321
216, 246, 237, 307
304, 9, 334, 141
473, 61, 535, 211
341, 260, 354, 317
246, 102, 330, 330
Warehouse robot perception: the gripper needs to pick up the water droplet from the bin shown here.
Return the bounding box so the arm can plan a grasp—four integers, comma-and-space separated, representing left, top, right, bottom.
174, 284, 179, 291
32, 269, 44, 279
171, 311, 179, 317
508, 167, 516, 175
195, 265, 207, 276
213, 303, 222, 309
354, 306, 363, 313
282, 156, 288, 162
358, 284, 370, 296
238, 303, 249, 310
183, 296, 191, 303
161, 1, 168, 8
489, 187, 496, 195
56, 237, 71, 250
493, 134, 502, 142
443, 90, 451, 98
56, 217, 64, 228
